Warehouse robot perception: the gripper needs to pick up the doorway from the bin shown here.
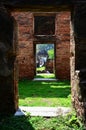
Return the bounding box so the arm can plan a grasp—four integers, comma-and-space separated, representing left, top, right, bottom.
11, 11, 71, 109
35, 43, 56, 79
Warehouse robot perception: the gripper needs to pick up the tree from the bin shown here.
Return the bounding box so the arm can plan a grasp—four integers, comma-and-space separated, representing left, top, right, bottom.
48, 49, 54, 60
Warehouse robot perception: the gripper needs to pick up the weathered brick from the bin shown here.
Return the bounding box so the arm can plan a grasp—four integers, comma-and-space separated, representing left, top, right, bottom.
12, 11, 70, 80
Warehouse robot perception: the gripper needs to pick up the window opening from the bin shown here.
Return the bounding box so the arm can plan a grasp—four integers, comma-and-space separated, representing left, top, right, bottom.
34, 16, 55, 35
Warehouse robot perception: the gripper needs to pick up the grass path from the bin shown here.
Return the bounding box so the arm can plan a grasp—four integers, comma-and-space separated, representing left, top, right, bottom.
19, 80, 71, 107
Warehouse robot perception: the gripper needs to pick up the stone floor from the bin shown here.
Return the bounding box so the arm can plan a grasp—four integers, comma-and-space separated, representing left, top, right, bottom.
15, 107, 71, 117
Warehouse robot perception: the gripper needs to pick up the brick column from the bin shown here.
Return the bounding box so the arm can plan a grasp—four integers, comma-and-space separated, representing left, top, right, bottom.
55, 12, 70, 80
12, 12, 35, 79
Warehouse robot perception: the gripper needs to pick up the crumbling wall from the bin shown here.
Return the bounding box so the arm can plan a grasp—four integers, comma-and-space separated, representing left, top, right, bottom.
71, 5, 86, 122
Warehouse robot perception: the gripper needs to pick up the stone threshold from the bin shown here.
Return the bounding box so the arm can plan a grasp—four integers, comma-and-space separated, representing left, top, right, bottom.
33, 78, 57, 81
15, 106, 71, 117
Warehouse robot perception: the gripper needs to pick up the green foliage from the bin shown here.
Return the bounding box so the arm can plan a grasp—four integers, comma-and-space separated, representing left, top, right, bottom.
36, 66, 45, 71
0, 112, 85, 130
0, 116, 33, 130
65, 112, 85, 130
36, 44, 54, 53
19, 80, 71, 107
48, 49, 54, 59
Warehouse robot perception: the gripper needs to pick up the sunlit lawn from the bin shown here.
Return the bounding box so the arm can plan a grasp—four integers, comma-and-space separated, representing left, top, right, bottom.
19, 80, 71, 107
35, 73, 55, 79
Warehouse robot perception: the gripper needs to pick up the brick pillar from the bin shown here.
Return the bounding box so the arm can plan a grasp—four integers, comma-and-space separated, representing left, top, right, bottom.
55, 12, 70, 80
12, 12, 35, 79
0, 6, 18, 115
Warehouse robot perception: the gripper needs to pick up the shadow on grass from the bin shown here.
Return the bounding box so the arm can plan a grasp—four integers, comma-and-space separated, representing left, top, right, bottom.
19, 80, 71, 99
0, 116, 34, 130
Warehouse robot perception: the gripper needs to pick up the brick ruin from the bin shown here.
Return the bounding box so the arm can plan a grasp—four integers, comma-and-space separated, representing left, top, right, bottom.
0, 0, 86, 123
11, 11, 70, 80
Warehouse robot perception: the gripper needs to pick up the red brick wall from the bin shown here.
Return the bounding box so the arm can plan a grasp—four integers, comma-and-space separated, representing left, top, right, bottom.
55, 12, 70, 79
12, 12, 35, 79
12, 11, 70, 80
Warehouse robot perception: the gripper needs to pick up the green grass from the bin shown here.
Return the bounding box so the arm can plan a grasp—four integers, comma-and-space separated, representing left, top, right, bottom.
35, 73, 55, 79
36, 66, 45, 71
0, 112, 85, 130
19, 80, 71, 107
